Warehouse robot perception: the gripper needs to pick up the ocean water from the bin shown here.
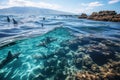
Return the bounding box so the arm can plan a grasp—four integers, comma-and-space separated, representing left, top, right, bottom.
0, 15, 120, 80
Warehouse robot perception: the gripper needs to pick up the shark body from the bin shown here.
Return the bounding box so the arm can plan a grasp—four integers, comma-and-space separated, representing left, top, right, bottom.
0, 51, 20, 69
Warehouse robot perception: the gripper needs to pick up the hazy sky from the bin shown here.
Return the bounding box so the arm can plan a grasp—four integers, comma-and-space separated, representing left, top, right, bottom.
0, 0, 120, 14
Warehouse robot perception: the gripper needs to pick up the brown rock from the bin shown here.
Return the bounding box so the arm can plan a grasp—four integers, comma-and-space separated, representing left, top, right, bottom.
98, 11, 117, 16
74, 61, 120, 80
87, 11, 120, 22
78, 13, 88, 18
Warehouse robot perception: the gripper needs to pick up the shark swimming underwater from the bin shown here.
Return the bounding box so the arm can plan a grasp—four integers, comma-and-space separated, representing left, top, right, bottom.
37, 37, 57, 47
0, 51, 21, 69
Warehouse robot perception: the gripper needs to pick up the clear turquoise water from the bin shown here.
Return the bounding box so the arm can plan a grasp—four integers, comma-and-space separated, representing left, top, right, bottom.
0, 27, 74, 80
0, 15, 120, 80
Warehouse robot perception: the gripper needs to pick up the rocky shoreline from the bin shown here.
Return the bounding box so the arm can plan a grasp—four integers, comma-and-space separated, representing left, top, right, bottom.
78, 11, 120, 22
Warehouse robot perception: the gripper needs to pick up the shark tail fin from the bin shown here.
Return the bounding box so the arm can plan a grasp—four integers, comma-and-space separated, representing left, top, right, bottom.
7, 51, 12, 59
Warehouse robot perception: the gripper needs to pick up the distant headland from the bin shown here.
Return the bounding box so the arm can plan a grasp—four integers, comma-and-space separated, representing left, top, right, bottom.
78, 11, 120, 22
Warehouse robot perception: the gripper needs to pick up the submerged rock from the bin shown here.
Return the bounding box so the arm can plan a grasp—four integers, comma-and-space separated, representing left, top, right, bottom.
54, 70, 67, 80
74, 58, 83, 69
74, 61, 120, 80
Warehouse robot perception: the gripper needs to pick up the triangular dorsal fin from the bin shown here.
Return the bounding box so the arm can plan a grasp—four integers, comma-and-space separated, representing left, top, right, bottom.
7, 51, 12, 59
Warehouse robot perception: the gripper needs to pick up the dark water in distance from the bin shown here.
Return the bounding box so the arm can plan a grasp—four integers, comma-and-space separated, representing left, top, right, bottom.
0, 15, 120, 80
0, 15, 120, 41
